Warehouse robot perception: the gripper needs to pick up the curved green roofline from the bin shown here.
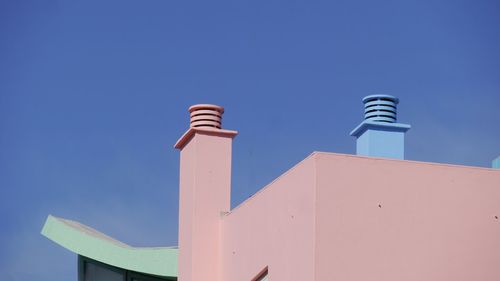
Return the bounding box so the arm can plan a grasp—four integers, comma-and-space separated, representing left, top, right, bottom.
41, 215, 178, 277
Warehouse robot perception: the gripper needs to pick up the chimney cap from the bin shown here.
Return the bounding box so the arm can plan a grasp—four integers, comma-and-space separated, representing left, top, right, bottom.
175, 104, 237, 149
361, 94, 399, 123
189, 104, 224, 114
188, 104, 225, 129
362, 94, 399, 104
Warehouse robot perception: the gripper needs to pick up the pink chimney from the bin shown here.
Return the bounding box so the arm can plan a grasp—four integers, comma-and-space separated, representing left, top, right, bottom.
174, 104, 238, 281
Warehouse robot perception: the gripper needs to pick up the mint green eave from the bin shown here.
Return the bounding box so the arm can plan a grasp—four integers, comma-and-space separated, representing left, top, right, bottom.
41, 215, 178, 278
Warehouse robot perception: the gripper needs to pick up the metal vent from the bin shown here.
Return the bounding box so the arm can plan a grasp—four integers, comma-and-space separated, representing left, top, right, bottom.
189, 104, 224, 129
362, 95, 398, 123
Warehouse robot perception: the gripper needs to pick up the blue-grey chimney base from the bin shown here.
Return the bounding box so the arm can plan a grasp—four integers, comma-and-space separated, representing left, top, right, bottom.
350, 120, 411, 160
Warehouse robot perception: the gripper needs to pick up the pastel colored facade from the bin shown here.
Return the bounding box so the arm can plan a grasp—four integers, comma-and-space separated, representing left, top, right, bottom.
222, 153, 500, 281
42, 97, 500, 281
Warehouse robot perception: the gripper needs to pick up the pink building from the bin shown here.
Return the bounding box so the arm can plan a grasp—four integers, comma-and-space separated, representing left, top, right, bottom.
43, 97, 500, 281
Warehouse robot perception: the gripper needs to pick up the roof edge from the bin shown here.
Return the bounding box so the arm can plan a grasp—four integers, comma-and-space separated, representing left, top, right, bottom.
41, 215, 178, 277
350, 120, 411, 137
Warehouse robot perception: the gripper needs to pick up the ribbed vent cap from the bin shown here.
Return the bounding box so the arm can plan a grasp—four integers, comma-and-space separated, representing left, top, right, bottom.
362, 94, 399, 123
189, 104, 224, 129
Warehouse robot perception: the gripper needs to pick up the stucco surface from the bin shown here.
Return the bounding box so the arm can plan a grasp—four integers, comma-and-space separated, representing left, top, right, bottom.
221, 154, 317, 281
315, 152, 500, 281
177, 129, 236, 281
175, 123, 500, 281
218, 152, 500, 281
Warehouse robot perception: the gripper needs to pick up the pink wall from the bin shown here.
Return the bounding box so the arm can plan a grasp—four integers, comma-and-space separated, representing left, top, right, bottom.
177, 124, 500, 281
221, 154, 317, 281
219, 152, 500, 281
315, 152, 500, 281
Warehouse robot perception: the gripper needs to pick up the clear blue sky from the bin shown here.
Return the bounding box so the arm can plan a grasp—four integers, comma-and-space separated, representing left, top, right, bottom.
1, 0, 499, 279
